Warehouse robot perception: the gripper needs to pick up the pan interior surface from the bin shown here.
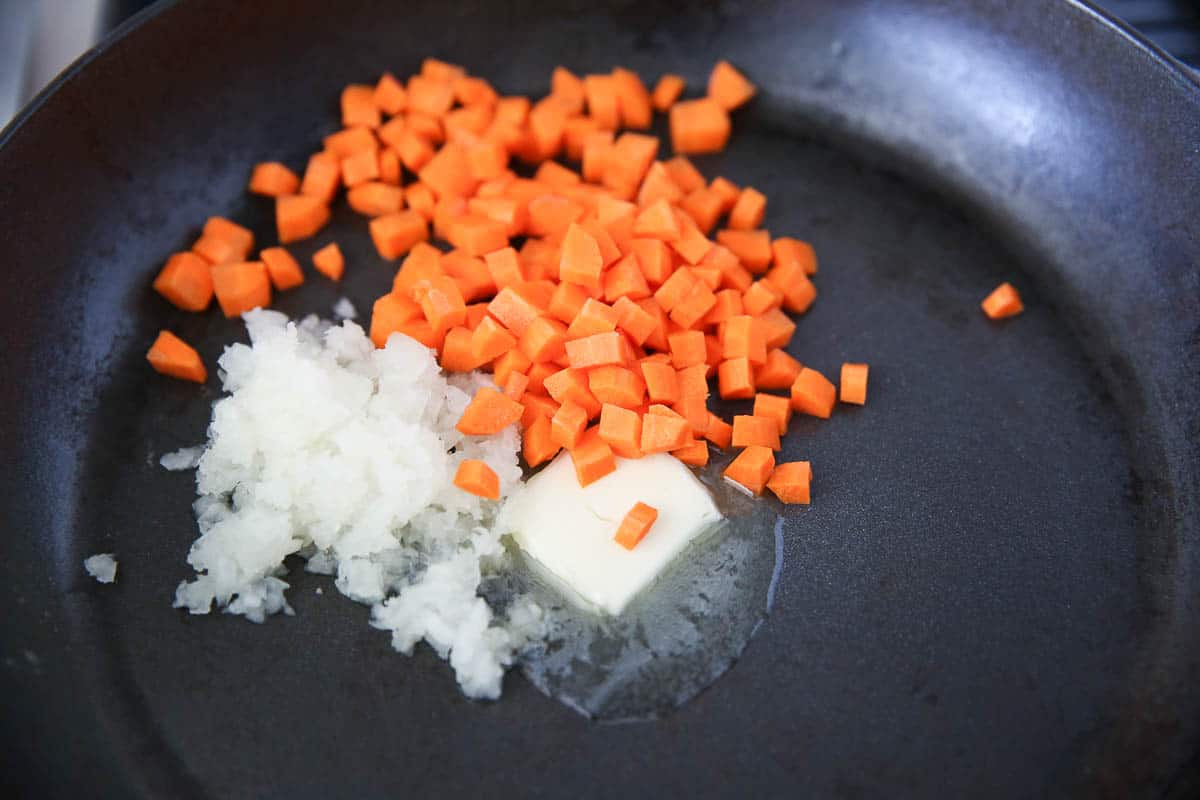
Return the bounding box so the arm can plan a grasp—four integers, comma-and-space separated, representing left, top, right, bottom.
0, 1, 1196, 798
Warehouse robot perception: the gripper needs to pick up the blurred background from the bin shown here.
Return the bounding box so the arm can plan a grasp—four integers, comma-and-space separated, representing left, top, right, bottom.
1, 0, 1197, 128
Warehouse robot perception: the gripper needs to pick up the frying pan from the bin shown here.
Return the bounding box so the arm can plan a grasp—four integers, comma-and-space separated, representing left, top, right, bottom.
1, 0, 1197, 796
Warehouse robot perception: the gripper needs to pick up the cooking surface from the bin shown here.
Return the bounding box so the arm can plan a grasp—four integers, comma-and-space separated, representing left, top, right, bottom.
0, 1, 1197, 798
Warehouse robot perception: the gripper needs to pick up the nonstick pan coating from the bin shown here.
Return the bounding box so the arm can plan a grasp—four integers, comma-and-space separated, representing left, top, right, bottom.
0, 1, 1197, 797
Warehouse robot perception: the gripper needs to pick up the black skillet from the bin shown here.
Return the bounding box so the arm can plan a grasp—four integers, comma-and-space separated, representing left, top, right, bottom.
1, 0, 1198, 796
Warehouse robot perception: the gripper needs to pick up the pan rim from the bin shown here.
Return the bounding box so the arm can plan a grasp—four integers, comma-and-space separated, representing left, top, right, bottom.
0, 0, 1197, 154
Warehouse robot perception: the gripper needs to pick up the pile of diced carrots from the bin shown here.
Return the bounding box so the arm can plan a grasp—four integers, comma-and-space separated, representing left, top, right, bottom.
145, 56, 885, 516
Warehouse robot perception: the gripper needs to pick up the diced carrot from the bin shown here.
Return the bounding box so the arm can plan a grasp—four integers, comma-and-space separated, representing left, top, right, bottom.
446, 214, 509, 258
565, 331, 624, 368
583, 74, 621, 130
550, 66, 587, 115
563, 297, 617, 340
503, 370, 529, 401
341, 147, 380, 187
679, 187, 724, 234
522, 100, 569, 161
405, 182, 437, 219
518, 316, 568, 363
469, 196, 526, 238
755, 348, 803, 390
612, 296, 659, 346
723, 445, 775, 495
543, 280, 586, 325
662, 156, 705, 194
613, 501, 658, 549
654, 267, 699, 312
464, 302, 491, 330
374, 72, 407, 114
670, 98, 731, 154
545, 368, 601, 416
454, 459, 500, 500
672, 438, 709, 467
377, 116, 406, 150
753, 393, 793, 435
527, 194, 586, 240
276, 194, 331, 244
727, 186, 766, 230
765, 266, 818, 314
668, 281, 718, 329
559, 222, 604, 290
612, 67, 652, 129
632, 198, 681, 241
248, 162, 301, 197
457, 386, 524, 435
758, 307, 797, 349
635, 296, 670, 351
707, 60, 757, 111
146, 330, 207, 383
464, 139, 509, 181
716, 229, 772, 272
211, 261, 271, 318
370, 293, 422, 348
521, 392, 560, 428
702, 288, 743, 326
443, 105, 493, 141
192, 233, 241, 265
396, 129, 436, 171
570, 427, 617, 487
766, 461, 812, 504
668, 330, 707, 369
589, 366, 646, 408
420, 57, 465, 82
640, 360, 679, 404
202, 217, 255, 258
673, 393, 710, 437
982, 282, 1024, 319
440, 326, 484, 372
582, 130, 615, 184
471, 315, 517, 363
722, 315, 767, 365
535, 160, 582, 190
418, 143, 479, 199
640, 411, 692, 454
598, 403, 642, 457
602, 132, 659, 196
523, 414, 561, 468
742, 280, 783, 316
454, 75, 498, 107
482, 286, 537, 336
628, 239, 672, 287
692, 263, 723, 290
153, 251, 214, 311
601, 253, 650, 304
718, 357, 755, 399
324, 127, 378, 158
439, 250, 493, 303
369, 210, 428, 259
412, 274, 467, 333
791, 367, 836, 419
407, 112, 446, 144
480, 247, 521, 291
704, 413, 733, 449
312, 242, 345, 281
562, 116, 600, 162
771, 237, 818, 275
840, 363, 869, 405
646, 403, 684, 418
651, 73, 686, 111
675, 363, 709, 400
637, 161, 684, 208
407, 75, 456, 116
709, 176, 741, 212
347, 181, 404, 217
704, 333, 723, 369
525, 361, 558, 396
342, 84, 381, 128
579, 219, 621, 267
493, 348, 532, 387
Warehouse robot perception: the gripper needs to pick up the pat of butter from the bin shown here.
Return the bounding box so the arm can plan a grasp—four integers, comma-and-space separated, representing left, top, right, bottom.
500, 452, 722, 615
